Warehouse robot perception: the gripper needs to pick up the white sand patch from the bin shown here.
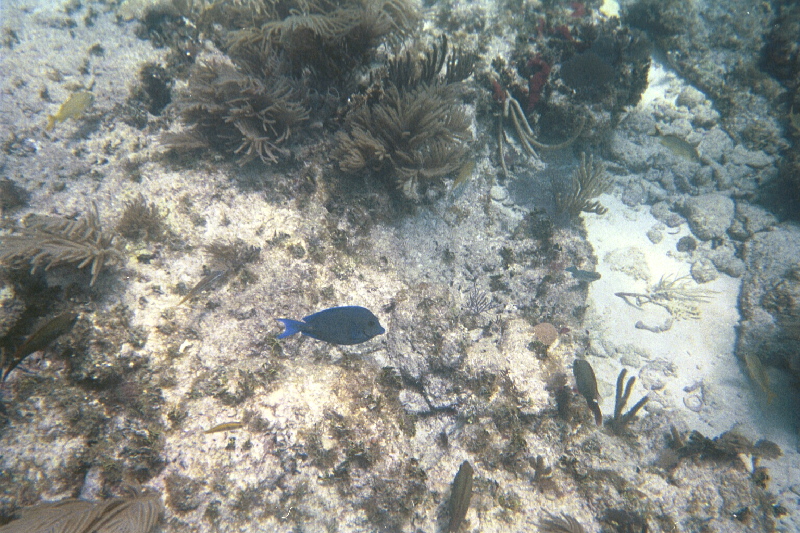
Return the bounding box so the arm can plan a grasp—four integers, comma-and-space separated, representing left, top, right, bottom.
583, 194, 800, 525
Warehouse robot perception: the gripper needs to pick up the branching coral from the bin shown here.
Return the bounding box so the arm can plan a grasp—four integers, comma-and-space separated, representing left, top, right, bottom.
608, 368, 649, 435
335, 84, 471, 201
164, 56, 309, 165
386, 35, 475, 91
0, 205, 122, 286
554, 152, 609, 217
0, 491, 162, 533
494, 88, 585, 176
228, 0, 420, 81
615, 274, 717, 322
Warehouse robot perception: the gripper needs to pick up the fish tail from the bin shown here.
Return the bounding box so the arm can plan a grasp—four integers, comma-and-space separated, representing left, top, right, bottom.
45, 116, 56, 131
276, 318, 304, 339
590, 402, 603, 425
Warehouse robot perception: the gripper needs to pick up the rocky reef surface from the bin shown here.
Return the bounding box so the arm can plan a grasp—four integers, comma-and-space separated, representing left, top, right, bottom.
0, 0, 798, 532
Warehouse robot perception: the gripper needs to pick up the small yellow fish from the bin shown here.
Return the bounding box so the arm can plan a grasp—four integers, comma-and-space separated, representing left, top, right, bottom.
743, 352, 777, 404
451, 159, 475, 192
658, 134, 701, 163
46, 91, 94, 131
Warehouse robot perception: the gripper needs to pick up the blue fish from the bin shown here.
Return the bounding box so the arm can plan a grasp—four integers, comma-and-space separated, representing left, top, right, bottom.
276, 306, 385, 345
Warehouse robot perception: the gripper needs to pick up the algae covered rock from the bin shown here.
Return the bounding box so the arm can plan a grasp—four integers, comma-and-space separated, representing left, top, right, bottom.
681, 193, 734, 241
738, 223, 800, 381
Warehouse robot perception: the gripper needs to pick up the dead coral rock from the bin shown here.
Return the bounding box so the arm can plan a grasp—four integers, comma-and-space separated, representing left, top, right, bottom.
498, 319, 551, 407
681, 193, 735, 241
738, 223, 800, 381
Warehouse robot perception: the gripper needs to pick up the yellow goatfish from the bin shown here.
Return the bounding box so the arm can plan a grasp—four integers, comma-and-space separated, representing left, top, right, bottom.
46, 91, 94, 131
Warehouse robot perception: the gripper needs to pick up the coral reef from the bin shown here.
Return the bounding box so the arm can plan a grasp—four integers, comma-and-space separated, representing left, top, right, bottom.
334, 35, 475, 201
1, 0, 797, 532
491, 15, 650, 150
227, 0, 420, 83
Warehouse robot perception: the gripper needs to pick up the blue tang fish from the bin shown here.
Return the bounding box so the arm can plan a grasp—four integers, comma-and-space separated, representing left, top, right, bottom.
276, 306, 385, 345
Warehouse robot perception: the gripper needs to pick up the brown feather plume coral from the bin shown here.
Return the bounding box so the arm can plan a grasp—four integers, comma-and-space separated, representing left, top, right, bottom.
0, 492, 162, 533
538, 512, 587, 533
228, 0, 420, 80
335, 84, 471, 201
163, 55, 309, 165
555, 152, 610, 218
0, 205, 122, 286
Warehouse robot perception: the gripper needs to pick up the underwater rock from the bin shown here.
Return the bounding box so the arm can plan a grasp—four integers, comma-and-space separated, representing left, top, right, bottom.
650, 201, 685, 228
729, 201, 779, 241
710, 249, 745, 278
675, 235, 697, 253
422, 374, 459, 411
690, 257, 718, 284
603, 246, 649, 281
646, 227, 664, 244
0, 280, 24, 339
676, 86, 705, 109
0, 178, 29, 210
399, 389, 429, 415
738, 223, 800, 382
681, 193, 734, 241
385, 284, 464, 382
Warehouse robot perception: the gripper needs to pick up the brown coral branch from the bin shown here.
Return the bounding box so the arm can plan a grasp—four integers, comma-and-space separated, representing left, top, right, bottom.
0, 205, 122, 286
609, 369, 649, 435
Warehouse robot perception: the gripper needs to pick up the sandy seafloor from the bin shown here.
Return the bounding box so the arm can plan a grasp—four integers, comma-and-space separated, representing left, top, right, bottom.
1, 0, 799, 532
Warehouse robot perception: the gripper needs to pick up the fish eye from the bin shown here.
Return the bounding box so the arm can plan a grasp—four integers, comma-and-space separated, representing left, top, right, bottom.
368, 320, 375, 326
